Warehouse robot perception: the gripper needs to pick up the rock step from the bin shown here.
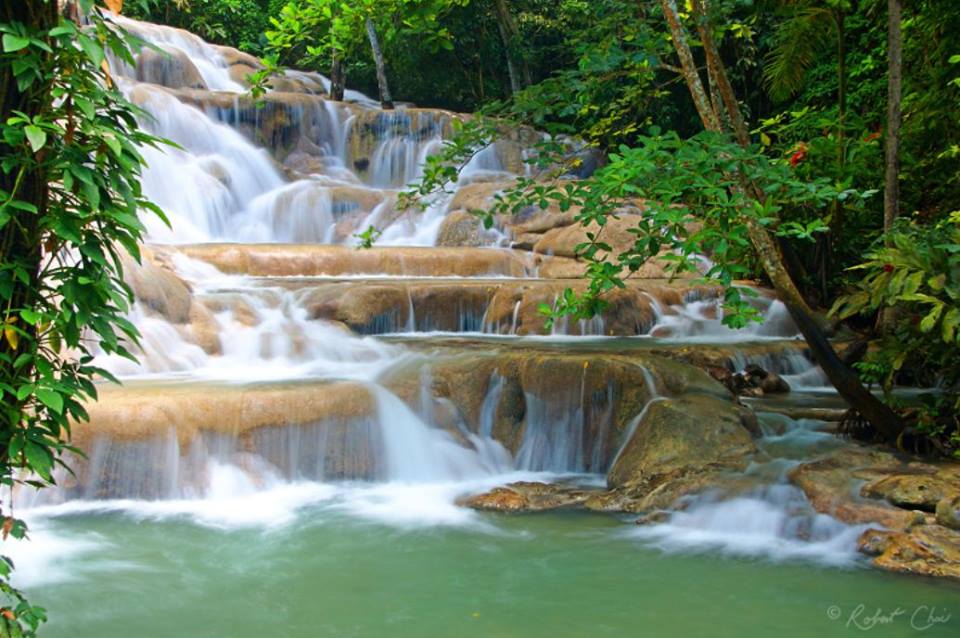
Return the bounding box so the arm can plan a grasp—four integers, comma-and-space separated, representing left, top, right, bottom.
160, 244, 540, 278
65, 350, 742, 498
198, 276, 720, 336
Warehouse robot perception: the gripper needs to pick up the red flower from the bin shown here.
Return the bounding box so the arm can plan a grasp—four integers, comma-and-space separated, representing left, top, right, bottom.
789, 146, 807, 167
883, 263, 895, 273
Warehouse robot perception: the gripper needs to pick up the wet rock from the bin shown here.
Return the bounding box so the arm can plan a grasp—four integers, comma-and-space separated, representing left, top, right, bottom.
201, 294, 261, 327
788, 447, 952, 531
211, 44, 263, 70
938, 494, 960, 530
136, 47, 206, 90
635, 510, 671, 525
533, 213, 646, 259
760, 372, 790, 394
461, 486, 529, 512
459, 481, 595, 512
857, 526, 960, 580
607, 395, 757, 507
227, 63, 258, 87
383, 347, 730, 472
861, 474, 959, 512
282, 151, 329, 177
123, 251, 193, 324
608, 395, 756, 486
436, 210, 484, 247
167, 244, 536, 278
739, 407, 763, 438
303, 281, 493, 334
185, 302, 222, 355
75, 381, 377, 448
449, 181, 511, 214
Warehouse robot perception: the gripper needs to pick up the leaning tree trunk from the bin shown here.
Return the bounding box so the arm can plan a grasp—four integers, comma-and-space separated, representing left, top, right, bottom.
676, 0, 904, 442
330, 50, 346, 102
660, 0, 720, 131
883, 0, 902, 235
493, 0, 529, 94
364, 17, 393, 110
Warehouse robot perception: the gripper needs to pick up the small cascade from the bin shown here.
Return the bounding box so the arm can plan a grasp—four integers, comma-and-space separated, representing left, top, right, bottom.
648, 293, 801, 341
608, 366, 665, 470
515, 391, 587, 472
731, 349, 829, 391
109, 15, 244, 92
514, 366, 619, 473
236, 181, 337, 244
369, 386, 505, 481
628, 413, 865, 565
632, 484, 867, 566
130, 87, 285, 243
478, 372, 506, 439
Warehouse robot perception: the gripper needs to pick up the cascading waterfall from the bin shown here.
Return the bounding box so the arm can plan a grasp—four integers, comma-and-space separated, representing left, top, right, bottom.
11, 16, 874, 590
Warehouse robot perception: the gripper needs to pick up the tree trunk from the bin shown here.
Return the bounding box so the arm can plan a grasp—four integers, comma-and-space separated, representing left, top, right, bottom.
1, 0, 53, 478
659, 0, 721, 132
330, 50, 345, 102
493, 0, 529, 93
663, 0, 904, 441
691, 0, 749, 146
883, 0, 902, 235
494, 0, 521, 94
832, 10, 847, 238
365, 17, 393, 110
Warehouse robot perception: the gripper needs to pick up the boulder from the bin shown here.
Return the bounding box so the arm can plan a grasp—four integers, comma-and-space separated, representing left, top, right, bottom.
211, 44, 263, 70
788, 447, 944, 530
858, 526, 960, 580
436, 210, 484, 247
861, 474, 959, 512
185, 302, 222, 355
533, 213, 645, 259
459, 481, 595, 513
123, 252, 193, 324
760, 372, 791, 394
136, 47, 206, 90
228, 63, 258, 87
937, 494, 960, 531
605, 394, 757, 511
608, 395, 756, 489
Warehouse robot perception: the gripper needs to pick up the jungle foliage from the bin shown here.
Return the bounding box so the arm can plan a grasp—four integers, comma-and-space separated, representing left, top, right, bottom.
1, 1, 166, 633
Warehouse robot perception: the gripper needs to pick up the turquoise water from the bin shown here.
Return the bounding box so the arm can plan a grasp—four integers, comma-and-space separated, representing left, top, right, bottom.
23, 503, 960, 638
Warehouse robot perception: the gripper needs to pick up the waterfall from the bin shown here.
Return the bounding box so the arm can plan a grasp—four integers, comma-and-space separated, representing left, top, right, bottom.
17, 17, 865, 577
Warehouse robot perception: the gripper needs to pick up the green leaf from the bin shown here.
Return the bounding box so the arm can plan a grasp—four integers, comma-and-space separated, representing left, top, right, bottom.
77, 34, 105, 67
942, 308, 960, 343
2, 34, 30, 52
919, 304, 944, 333
24, 125, 46, 152
23, 440, 53, 480
35, 388, 64, 414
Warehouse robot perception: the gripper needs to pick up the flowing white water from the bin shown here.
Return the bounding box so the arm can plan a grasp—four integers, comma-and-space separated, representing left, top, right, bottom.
630, 485, 868, 566
110, 15, 245, 92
